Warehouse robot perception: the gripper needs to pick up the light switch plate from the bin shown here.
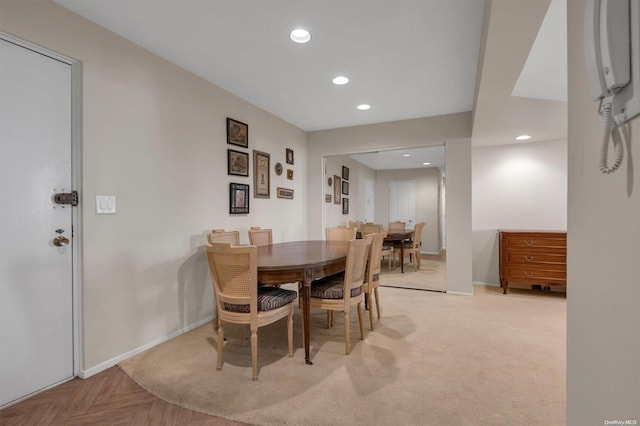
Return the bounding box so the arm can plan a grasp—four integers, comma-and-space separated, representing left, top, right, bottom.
96, 195, 116, 214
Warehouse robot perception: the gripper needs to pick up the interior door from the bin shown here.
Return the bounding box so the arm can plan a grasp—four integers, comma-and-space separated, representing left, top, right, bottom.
389, 180, 416, 228
0, 38, 74, 407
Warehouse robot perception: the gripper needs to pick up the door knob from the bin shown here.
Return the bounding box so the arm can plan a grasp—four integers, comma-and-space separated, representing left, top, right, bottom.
53, 235, 70, 247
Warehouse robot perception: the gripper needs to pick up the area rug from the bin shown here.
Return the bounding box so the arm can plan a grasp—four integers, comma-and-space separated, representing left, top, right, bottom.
118, 286, 565, 426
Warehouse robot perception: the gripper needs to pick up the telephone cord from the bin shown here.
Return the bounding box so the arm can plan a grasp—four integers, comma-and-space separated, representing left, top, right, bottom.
599, 102, 624, 174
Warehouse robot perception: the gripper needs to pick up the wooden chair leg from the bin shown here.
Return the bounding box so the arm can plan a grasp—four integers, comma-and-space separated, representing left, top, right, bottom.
251, 327, 258, 381
344, 310, 351, 354
374, 287, 382, 319
368, 292, 375, 330
357, 304, 364, 339
287, 307, 293, 357
216, 323, 224, 371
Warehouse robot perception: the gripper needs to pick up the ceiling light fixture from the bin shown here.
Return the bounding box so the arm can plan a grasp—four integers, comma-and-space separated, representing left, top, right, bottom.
403, 154, 411, 157
516, 134, 532, 141
356, 104, 370, 111
290, 28, 311, 43
332, 76, 349, 85
423, 162, 431, 166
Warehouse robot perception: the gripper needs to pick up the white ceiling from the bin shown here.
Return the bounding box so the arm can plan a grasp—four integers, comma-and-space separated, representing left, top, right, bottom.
53, 0, 567, 165
349, 145, 445, 173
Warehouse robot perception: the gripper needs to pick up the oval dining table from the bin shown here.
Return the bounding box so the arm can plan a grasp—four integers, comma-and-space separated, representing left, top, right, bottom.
257, 240, 349, 365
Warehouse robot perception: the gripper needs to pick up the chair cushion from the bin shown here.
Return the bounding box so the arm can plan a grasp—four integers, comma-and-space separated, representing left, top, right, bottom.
310, 277, 361, 299
223, 287, 297, 313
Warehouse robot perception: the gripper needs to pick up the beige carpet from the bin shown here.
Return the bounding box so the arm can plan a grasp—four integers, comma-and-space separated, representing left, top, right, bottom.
379, 257, 446, 292
119, 286, 565, 426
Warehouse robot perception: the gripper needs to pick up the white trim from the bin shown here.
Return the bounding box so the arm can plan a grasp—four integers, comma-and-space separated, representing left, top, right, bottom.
446, 290, 474, 296
79, 316, 215, 378
0, 31, 84, 381
472, 281, 500, 287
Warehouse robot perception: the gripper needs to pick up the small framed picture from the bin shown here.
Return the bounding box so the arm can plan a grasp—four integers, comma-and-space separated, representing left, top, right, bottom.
342, 198, 349, 215
333, 175, 341, 205
230, 183, 249, 214
228, 149, 249, 176
227, 118, 248, 148
325, 194, 332, 203
286, 148, 294, 165
253, 150, 270, 198
277, 187, 294, 199
342, 166, 349, 181
342, 180, 349, 195
287, 169, 294, 180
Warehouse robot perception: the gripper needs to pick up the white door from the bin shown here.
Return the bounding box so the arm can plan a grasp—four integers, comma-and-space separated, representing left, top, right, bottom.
389, 180, 415, 228
0, 38, 74, 407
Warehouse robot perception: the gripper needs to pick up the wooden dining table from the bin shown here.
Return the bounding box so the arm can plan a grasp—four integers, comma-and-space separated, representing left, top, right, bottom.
256, 240, 349, 365
383, 230, 415, 273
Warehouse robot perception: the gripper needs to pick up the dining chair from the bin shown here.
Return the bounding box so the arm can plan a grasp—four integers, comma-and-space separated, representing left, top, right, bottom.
208, 229, 240, 245
360, 222, 382, 235
399, 222, 426, 272
206, 242, 296, 381
326, 226, 357, 241
248, 227, 272, 246
380, 232, 395, 272
310, 237, 371, 354
388, 220, 406, 232
363, 232, 385, 330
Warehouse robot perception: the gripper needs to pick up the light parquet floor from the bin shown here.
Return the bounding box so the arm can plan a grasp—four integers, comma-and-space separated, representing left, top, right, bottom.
0, 367, 246, 426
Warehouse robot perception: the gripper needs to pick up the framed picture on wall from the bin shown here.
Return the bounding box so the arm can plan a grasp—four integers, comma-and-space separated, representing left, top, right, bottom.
227, 149, 249, 176
229, 183, 249, 214
342, 198, 349, 215
227, 118, 248, 148
333, 175, 341, 204
277, 187, 294, 199
342, 166, 349, 180
286, 148, 294, 165
342, 180, 349, 195
253, 150, 270, 198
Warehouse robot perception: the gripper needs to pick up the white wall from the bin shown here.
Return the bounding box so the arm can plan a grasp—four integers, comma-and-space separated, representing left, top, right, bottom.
308, 113, 473, 294
567, 1, 640, 423
1, 0, 308, 372
472, 140, 567, 285
323, 155, 375, 228
375, 167, 442, 254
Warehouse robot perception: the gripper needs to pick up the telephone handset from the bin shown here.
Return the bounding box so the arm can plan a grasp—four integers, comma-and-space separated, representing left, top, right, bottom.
585, 0, 631, 174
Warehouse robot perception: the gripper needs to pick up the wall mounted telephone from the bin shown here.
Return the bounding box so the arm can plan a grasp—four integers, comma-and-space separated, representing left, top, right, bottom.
585, 0, 640, 174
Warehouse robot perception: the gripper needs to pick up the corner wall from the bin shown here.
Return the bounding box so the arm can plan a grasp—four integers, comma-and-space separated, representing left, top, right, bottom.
567, 1, 640, 423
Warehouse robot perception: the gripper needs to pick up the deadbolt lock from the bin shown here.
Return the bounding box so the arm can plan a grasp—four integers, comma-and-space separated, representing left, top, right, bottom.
53, 191, 78, 206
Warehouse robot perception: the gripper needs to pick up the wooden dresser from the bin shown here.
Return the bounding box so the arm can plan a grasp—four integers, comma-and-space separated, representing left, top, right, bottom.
498, 230, 567, 294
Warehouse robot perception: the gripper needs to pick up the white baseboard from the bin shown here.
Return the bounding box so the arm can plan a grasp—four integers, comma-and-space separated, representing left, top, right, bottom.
446, 290, 473, 296
79, 315, 215, 379
473, 281, 500, 287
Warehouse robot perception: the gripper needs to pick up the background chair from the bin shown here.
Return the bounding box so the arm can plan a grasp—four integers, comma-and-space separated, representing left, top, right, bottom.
208, 229, 240, 245
360, 222, 382, 235
380, 231, 395, 272
326, 226, 357, 241
248, 227, 272, 246
310, 238, 371, 354
206, 242, 296, 381
400, 222, 426, 272
388, 221, 406, 233
363, 232, 385, 330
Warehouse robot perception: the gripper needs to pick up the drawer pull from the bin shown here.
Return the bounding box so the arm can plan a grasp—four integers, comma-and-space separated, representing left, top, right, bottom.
523, 256, 535, 262
523, 240, 535, 246
524, 271, 535, 277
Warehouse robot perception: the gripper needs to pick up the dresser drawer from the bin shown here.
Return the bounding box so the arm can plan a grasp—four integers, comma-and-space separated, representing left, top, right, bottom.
506, 265, 566, 283
504, 234, 566, 250
506, 250, 566, 266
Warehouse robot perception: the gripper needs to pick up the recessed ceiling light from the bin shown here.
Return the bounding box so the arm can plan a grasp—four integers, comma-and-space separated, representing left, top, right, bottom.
516, 134, 532, 141
403, 154, 411, 157
290, 28, 311, 43
332, 76, 349, 85
356, 104, 370, 111
423, 162, 431, 166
